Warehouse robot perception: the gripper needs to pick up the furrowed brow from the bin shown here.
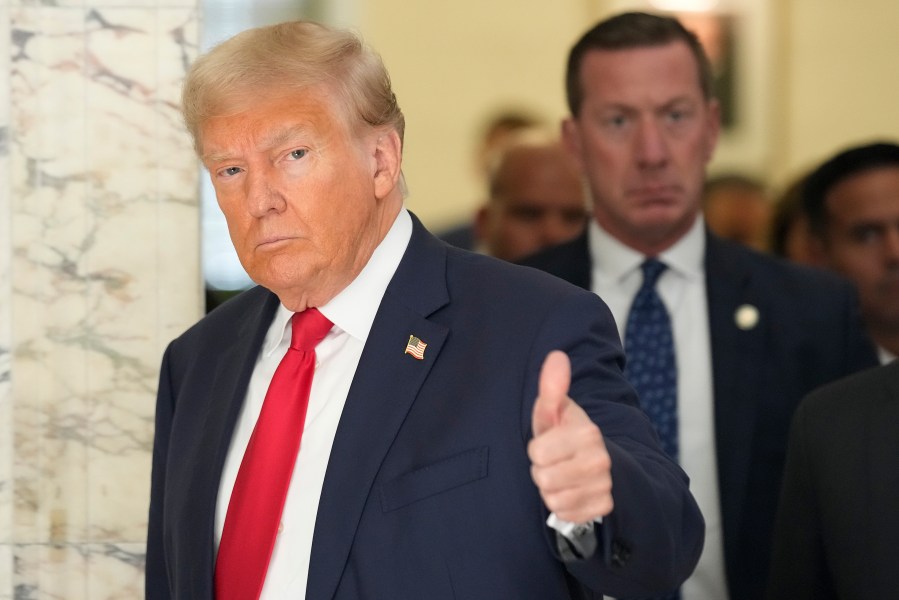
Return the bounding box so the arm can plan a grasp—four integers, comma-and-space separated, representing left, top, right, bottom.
259, 124, 311, 151
202, 124, 313, 164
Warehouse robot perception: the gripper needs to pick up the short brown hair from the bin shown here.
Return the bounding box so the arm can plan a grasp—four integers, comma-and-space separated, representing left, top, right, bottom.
182, 20, 404, 153
566, 12, 714, 117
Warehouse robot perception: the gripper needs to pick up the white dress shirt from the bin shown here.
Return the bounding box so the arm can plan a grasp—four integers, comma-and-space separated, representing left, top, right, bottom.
877, 344, 896, 365
589, 217, 728, 600
214, 209, 412, 599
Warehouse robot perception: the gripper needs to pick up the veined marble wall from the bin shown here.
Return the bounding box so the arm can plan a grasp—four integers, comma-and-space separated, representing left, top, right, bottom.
0, 2, 202, 598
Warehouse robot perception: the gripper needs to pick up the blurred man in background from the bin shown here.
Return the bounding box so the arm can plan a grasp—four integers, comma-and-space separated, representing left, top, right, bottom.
702, 173, 771, 251
475, 132, 588, 261
437, 109, 544, 250
803, 141, 899, 363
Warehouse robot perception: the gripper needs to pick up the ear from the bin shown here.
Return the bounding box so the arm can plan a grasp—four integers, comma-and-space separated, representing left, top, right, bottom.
702, 99, 722, 163
474, 204, 491, 244
805, 232, 830, 267
561, 117, 586, 172
372, 129, 403, 200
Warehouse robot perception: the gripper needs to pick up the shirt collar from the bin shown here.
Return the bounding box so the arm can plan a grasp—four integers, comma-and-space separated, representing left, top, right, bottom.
877, 344, 897, 365
264, 208, 413, 355
589, 214, 706, 282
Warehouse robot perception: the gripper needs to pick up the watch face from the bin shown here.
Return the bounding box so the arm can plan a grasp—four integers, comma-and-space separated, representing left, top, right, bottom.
571, 522, 594, 538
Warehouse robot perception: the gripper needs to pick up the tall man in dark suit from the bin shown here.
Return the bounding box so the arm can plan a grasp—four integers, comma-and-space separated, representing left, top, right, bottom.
521, 12, 878, 600
145, 20, 704, 600
766, 360, 899, 600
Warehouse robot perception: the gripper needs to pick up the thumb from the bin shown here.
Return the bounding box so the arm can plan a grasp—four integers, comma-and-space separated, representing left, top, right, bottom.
532, 350, 572, 436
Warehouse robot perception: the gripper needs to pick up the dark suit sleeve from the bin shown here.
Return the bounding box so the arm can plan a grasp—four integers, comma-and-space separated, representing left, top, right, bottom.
146, 344, 176, 600
765, 397, 835, 600
525, 290, 705, 597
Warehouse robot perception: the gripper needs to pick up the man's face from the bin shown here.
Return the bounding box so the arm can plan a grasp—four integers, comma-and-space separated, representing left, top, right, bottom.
562, 42, 720, 255
199, 87, 401, 310
820, 166, 899, 334
476, 146, 587, 261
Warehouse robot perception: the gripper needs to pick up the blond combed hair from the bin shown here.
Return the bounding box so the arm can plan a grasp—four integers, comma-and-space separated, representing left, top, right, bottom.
182, 20, 405, 154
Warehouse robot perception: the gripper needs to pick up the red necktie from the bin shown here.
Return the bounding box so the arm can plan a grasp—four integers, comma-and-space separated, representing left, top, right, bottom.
214, 308, 333, 600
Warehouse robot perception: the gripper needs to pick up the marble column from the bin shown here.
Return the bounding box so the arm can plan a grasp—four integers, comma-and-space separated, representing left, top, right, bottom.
0, 2, 202, 598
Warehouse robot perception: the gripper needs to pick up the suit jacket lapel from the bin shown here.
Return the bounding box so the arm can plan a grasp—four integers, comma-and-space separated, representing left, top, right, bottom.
202, 289, 280, 482
704, 232, 767, 547
170, 287, 278, 597
306, 216, 450, 600
519, 229, 591, 291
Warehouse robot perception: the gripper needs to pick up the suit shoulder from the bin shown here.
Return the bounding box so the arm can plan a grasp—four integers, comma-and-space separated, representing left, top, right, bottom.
712, 238, 854, 294
518, 234, 585, 269
789, 362, 897, 453
516, 234, 589, 289
169, 285, 273, 348
802, 361, 899, 412
446, 246, 596, 302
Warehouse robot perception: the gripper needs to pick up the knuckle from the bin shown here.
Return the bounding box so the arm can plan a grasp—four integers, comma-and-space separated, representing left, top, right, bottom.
531, 467, 550, 490
542, 490, 563, 513
527, 439, 544, 464
591, 450, 612, 473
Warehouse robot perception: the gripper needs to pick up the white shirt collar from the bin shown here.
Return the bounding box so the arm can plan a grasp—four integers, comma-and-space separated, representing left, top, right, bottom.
877, 344, 897, 365
264, 208, 413, 355
589, 214, 706, 282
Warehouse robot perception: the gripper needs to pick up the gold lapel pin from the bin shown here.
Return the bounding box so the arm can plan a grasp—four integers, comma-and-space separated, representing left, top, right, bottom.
735, 304, 759, 330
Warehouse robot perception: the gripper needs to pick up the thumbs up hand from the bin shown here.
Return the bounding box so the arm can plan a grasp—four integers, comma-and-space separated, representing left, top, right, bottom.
528, 351, 614, 524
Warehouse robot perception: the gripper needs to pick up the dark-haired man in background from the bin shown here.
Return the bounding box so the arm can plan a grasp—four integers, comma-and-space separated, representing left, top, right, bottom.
522, 11, 878, 600
803, 141, 899, 364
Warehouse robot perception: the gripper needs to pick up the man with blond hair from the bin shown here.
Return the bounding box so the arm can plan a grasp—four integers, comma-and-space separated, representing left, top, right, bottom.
146, 20, 703, 600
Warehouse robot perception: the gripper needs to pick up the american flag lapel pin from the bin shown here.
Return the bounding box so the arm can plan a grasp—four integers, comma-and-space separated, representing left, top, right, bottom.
404, 335, 427, 360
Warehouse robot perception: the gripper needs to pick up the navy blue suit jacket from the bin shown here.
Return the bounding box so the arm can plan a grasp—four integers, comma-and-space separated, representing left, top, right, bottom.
520, 229, 879, 600
146, 216, 704, 599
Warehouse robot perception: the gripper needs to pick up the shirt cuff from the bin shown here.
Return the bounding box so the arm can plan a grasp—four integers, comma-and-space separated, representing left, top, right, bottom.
547, 513, 601, 560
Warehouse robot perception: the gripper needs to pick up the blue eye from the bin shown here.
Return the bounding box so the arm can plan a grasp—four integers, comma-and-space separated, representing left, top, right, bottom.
289, 149, 307, 160
666, 106, 694, 124
221, 166, 242, 177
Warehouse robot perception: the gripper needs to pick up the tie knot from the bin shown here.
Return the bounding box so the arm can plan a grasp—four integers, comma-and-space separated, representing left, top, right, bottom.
290, 308, 333, 351
640, 258, 667, 289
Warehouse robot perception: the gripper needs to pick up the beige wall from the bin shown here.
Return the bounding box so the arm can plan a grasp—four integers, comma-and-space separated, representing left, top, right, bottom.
357, 0, 593, 230
775, 0, 899, 188
345, 0, 899, 227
